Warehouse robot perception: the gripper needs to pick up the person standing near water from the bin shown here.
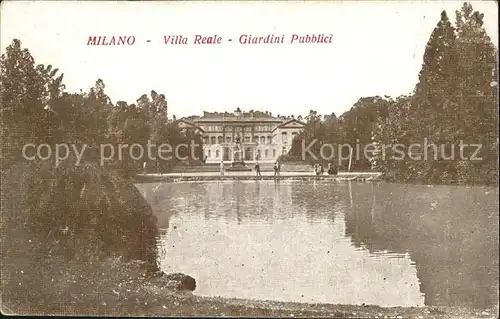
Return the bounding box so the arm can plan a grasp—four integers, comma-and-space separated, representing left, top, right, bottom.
328, 162, 338, 175
255, 161, 261, 176
315, 164, 322, 176
220, 160, 225, 176
332, 161, 338, 175
274, 161, 279, 177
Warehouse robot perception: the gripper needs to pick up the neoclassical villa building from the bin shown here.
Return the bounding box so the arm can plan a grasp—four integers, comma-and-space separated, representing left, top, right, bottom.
178, 109, 306, 164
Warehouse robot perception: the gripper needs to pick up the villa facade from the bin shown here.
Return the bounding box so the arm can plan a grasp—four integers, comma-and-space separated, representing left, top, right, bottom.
178, 109, 306, 164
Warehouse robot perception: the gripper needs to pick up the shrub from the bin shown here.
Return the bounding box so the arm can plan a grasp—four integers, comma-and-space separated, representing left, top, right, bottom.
1, 160, 160, 313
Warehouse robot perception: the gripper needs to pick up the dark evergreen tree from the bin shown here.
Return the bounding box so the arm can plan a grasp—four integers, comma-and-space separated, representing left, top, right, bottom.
0, 39, 64, 167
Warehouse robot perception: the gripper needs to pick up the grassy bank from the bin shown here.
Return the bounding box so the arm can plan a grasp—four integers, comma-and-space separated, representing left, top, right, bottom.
3, 256, 495, 318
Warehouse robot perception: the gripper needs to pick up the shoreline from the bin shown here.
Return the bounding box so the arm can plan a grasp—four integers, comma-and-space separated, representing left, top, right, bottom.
4, 256, 495, 319
22, 259, 494, 318
133, 171, 383, 183
168, 293, 496, 318
3, 250, 497, 318
132, 172, 498, 188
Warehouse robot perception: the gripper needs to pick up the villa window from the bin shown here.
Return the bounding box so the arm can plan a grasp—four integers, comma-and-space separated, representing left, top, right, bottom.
282, 132, 288, 144
218, 136, 223, 144
265, 149, 269, 158
210, 136, 216, 144
216, 150, 220, 158
273, 149, 276, 157
226, 137, 231, 143
260, 136, 265, 144
268, 136, 272, 144
208, 150, 211, 157
245, 136, 250, 142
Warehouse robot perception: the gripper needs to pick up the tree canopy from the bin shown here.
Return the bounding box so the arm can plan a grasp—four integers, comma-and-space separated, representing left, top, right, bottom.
286, 2, 498, 184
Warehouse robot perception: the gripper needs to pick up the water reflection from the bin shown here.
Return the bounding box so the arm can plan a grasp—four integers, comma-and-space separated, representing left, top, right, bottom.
343, 183, 499, 309
135, 181, 498, 309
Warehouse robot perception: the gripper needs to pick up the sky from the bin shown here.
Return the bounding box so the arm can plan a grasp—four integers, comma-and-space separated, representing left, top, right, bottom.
1, 1, 498, 119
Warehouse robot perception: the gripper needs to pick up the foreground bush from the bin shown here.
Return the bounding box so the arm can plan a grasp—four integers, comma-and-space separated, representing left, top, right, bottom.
1, 160, 160, 313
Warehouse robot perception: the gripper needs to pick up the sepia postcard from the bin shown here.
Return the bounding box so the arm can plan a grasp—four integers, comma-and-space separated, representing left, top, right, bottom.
0, 0, 498, 318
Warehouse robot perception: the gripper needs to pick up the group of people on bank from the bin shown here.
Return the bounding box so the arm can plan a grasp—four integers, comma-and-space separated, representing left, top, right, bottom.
314, 162, 338, 176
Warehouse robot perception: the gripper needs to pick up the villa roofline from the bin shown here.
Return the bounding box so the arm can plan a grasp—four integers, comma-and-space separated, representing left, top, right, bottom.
277, 118, 307, 127
271, 119, 307, 132
192, 118, 284, 123
190, 109, 291, 121
177, 119, 205, 132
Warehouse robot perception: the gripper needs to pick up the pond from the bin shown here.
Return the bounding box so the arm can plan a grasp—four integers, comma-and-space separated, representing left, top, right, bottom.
136, 180, 498, 309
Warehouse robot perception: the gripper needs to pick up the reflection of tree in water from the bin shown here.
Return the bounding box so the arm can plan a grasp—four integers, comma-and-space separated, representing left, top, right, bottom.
344, 183, 384, 250
233, 181, 293, 222
343, 183, 499, 309
290, 181, 346, 225
196, 182, 274, 222
139, 182, 211, 229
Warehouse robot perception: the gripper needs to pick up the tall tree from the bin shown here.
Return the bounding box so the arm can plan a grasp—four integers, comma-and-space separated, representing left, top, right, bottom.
0, 39, 65, 167
452, 2, 498, 182
375, 3, 498, 184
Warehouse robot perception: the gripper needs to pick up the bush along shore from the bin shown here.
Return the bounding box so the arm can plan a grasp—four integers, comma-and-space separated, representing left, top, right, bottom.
1, 160, 496, 318
1, 159, 161, 314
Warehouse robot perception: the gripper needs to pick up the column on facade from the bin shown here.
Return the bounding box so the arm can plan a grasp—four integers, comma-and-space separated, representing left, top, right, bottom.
240, 125, 244, 160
